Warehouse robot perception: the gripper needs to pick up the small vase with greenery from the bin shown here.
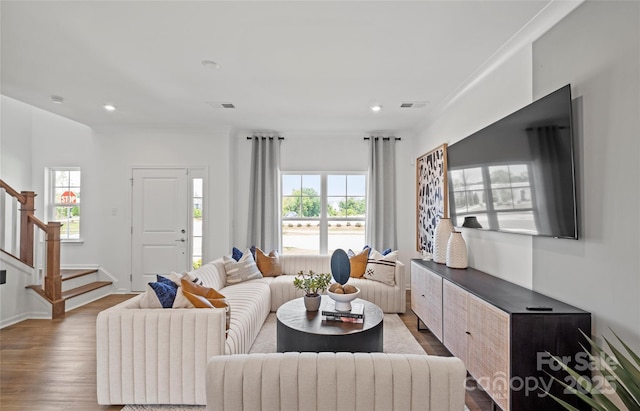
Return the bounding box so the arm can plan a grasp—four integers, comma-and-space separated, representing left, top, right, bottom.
293, 270, 332, 311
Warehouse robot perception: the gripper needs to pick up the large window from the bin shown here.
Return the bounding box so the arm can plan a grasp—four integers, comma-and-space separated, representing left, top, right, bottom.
281, 173, 366, 255
47, 168, 81, 240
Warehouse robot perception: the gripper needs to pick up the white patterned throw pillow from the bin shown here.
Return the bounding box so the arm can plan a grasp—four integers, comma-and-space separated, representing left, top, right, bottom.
223, 249, 263, 285
364, 250, 397, 286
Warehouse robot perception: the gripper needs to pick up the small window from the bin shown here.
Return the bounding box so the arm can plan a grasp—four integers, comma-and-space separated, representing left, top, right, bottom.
192, 177, 203, 269
47, 168, 81, 240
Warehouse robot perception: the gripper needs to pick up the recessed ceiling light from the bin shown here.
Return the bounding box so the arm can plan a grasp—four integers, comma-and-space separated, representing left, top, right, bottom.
103, 104, 116, 112
370, 104, 382, 112
51, 95, 64, 104
201, 60, 220, 70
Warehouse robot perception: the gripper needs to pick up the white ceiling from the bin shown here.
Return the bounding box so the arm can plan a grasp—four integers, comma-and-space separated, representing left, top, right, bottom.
1, 1, 580, 135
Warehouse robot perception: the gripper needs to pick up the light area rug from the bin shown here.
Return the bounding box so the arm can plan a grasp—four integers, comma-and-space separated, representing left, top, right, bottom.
249, 313, 426, 355
122, 314, 471, 411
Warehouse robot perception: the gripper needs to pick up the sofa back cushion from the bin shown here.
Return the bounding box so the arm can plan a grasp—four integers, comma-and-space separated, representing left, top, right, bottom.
206, 352, 467, 411
279, 254, 331, 276
188, 259, 226, 290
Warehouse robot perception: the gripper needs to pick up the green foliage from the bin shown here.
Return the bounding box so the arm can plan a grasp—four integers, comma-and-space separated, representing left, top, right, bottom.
328, 197, 366, 217
193, 208, 202, 218
293, 270, 332, 296
192, 259, 202, 269
547, 330, 640, 411
283, 187, 320, 217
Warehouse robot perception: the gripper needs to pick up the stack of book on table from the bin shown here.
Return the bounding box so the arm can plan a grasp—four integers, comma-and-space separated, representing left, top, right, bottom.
322, 301, 365, 323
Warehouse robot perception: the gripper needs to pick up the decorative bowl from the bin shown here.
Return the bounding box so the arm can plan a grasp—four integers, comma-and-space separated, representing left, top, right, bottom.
327, 286, 360, 311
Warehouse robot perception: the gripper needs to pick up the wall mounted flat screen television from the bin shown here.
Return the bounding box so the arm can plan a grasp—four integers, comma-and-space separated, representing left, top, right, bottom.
447, 84, 577, 239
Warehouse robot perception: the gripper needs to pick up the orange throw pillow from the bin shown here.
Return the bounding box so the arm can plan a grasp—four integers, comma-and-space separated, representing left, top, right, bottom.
179, 282, 231, 334
255, 248, 283, 277
181, 278, 225, 299
349, 248, 370, 278
182, 289, 215, 308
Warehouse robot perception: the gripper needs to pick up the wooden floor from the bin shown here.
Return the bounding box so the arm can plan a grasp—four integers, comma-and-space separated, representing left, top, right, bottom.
1, 291, 493, 411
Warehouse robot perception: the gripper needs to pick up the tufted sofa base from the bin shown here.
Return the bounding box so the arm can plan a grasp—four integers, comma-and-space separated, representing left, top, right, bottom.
206, 352, 467, 411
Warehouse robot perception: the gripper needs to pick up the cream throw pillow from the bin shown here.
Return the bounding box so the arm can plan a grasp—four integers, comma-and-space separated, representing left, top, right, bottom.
223, 249, 263, 285
364, 250, 397, 286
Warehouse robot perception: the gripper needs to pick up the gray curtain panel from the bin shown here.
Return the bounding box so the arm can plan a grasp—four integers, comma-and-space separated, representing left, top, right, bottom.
365, 137, 397, 250
247, 136, 281, 251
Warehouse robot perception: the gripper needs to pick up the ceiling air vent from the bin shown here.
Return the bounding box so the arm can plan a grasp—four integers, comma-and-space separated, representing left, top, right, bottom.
400, 101, 429, 109
205, 102, 236, 109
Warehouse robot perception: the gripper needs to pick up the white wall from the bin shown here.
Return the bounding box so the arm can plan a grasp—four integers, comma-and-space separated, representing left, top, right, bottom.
0, 95, 233, 299
414, 46, 535, 288
531, 1, 640, 349
1, 96, 33, 190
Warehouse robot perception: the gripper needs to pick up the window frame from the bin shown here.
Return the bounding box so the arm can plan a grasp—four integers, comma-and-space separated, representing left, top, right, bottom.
189, 169, 207, 269
45, 167, 82, 243
281, 171, 367, 255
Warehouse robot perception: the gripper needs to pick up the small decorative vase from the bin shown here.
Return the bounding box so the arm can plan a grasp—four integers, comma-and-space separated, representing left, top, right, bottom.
433, 217, 453, 264
462, 216, 483, 229
446, 231, 468, 269
304, 294, 321, 312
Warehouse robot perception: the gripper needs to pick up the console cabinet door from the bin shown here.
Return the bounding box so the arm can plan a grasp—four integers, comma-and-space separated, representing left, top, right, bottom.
411, 262, 443, 340
467, 293, 510, 411
423, 267, 443, 340
410, 262, 428, 325
443, 280, 468, 365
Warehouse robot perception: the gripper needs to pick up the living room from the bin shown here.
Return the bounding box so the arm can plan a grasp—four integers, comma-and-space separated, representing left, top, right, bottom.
1, 1, 639, 410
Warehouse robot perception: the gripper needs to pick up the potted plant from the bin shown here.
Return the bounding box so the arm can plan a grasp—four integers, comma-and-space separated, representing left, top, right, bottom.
293, 270, 332, 311
546, 330, 640, 411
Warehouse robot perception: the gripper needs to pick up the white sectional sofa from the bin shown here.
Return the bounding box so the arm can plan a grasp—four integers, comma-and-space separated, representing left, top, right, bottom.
96, 254, 405, 405
206, 352, 467, 411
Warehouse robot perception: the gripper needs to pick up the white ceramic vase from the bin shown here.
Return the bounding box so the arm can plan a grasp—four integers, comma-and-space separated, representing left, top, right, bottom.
446, 231, 468, 269
433, 217, 453, 264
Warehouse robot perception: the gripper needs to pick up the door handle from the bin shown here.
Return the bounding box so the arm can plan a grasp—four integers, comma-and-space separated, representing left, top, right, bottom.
175, 238, 186, 242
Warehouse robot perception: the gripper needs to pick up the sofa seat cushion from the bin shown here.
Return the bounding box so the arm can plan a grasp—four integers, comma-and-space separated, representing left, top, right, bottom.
220, 279, 271, 355
260, 275, 306, 312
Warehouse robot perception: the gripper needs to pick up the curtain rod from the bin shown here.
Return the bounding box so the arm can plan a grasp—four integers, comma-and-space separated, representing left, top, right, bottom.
363, 137, 401, 141
246, 136, 285, 140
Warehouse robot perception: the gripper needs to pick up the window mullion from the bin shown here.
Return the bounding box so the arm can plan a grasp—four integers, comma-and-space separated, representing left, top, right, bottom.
319, 174, 328, 254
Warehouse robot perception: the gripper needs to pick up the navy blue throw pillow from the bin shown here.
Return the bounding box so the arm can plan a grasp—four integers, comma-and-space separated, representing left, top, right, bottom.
382, 248, 392, 256
232, 247, 244, 262
156, 275, 178, 288
149, 281, 178, 308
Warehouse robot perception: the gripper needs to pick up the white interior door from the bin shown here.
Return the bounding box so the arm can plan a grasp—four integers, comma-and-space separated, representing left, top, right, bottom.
131, 168, 189, 291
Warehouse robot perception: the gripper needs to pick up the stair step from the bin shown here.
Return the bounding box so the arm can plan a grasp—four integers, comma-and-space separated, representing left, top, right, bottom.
61, 281, 112, 300
61, 268, 99, 281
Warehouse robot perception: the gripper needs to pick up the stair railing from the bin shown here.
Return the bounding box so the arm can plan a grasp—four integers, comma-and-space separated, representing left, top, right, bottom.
0, 179, 64, 318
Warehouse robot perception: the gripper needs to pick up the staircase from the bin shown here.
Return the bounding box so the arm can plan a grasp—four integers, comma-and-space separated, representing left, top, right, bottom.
26, 268, 112, 310
1, 179, 113, 319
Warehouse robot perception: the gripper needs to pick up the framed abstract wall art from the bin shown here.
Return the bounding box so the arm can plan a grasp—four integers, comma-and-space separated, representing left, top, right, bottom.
416, 143, 448, 254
